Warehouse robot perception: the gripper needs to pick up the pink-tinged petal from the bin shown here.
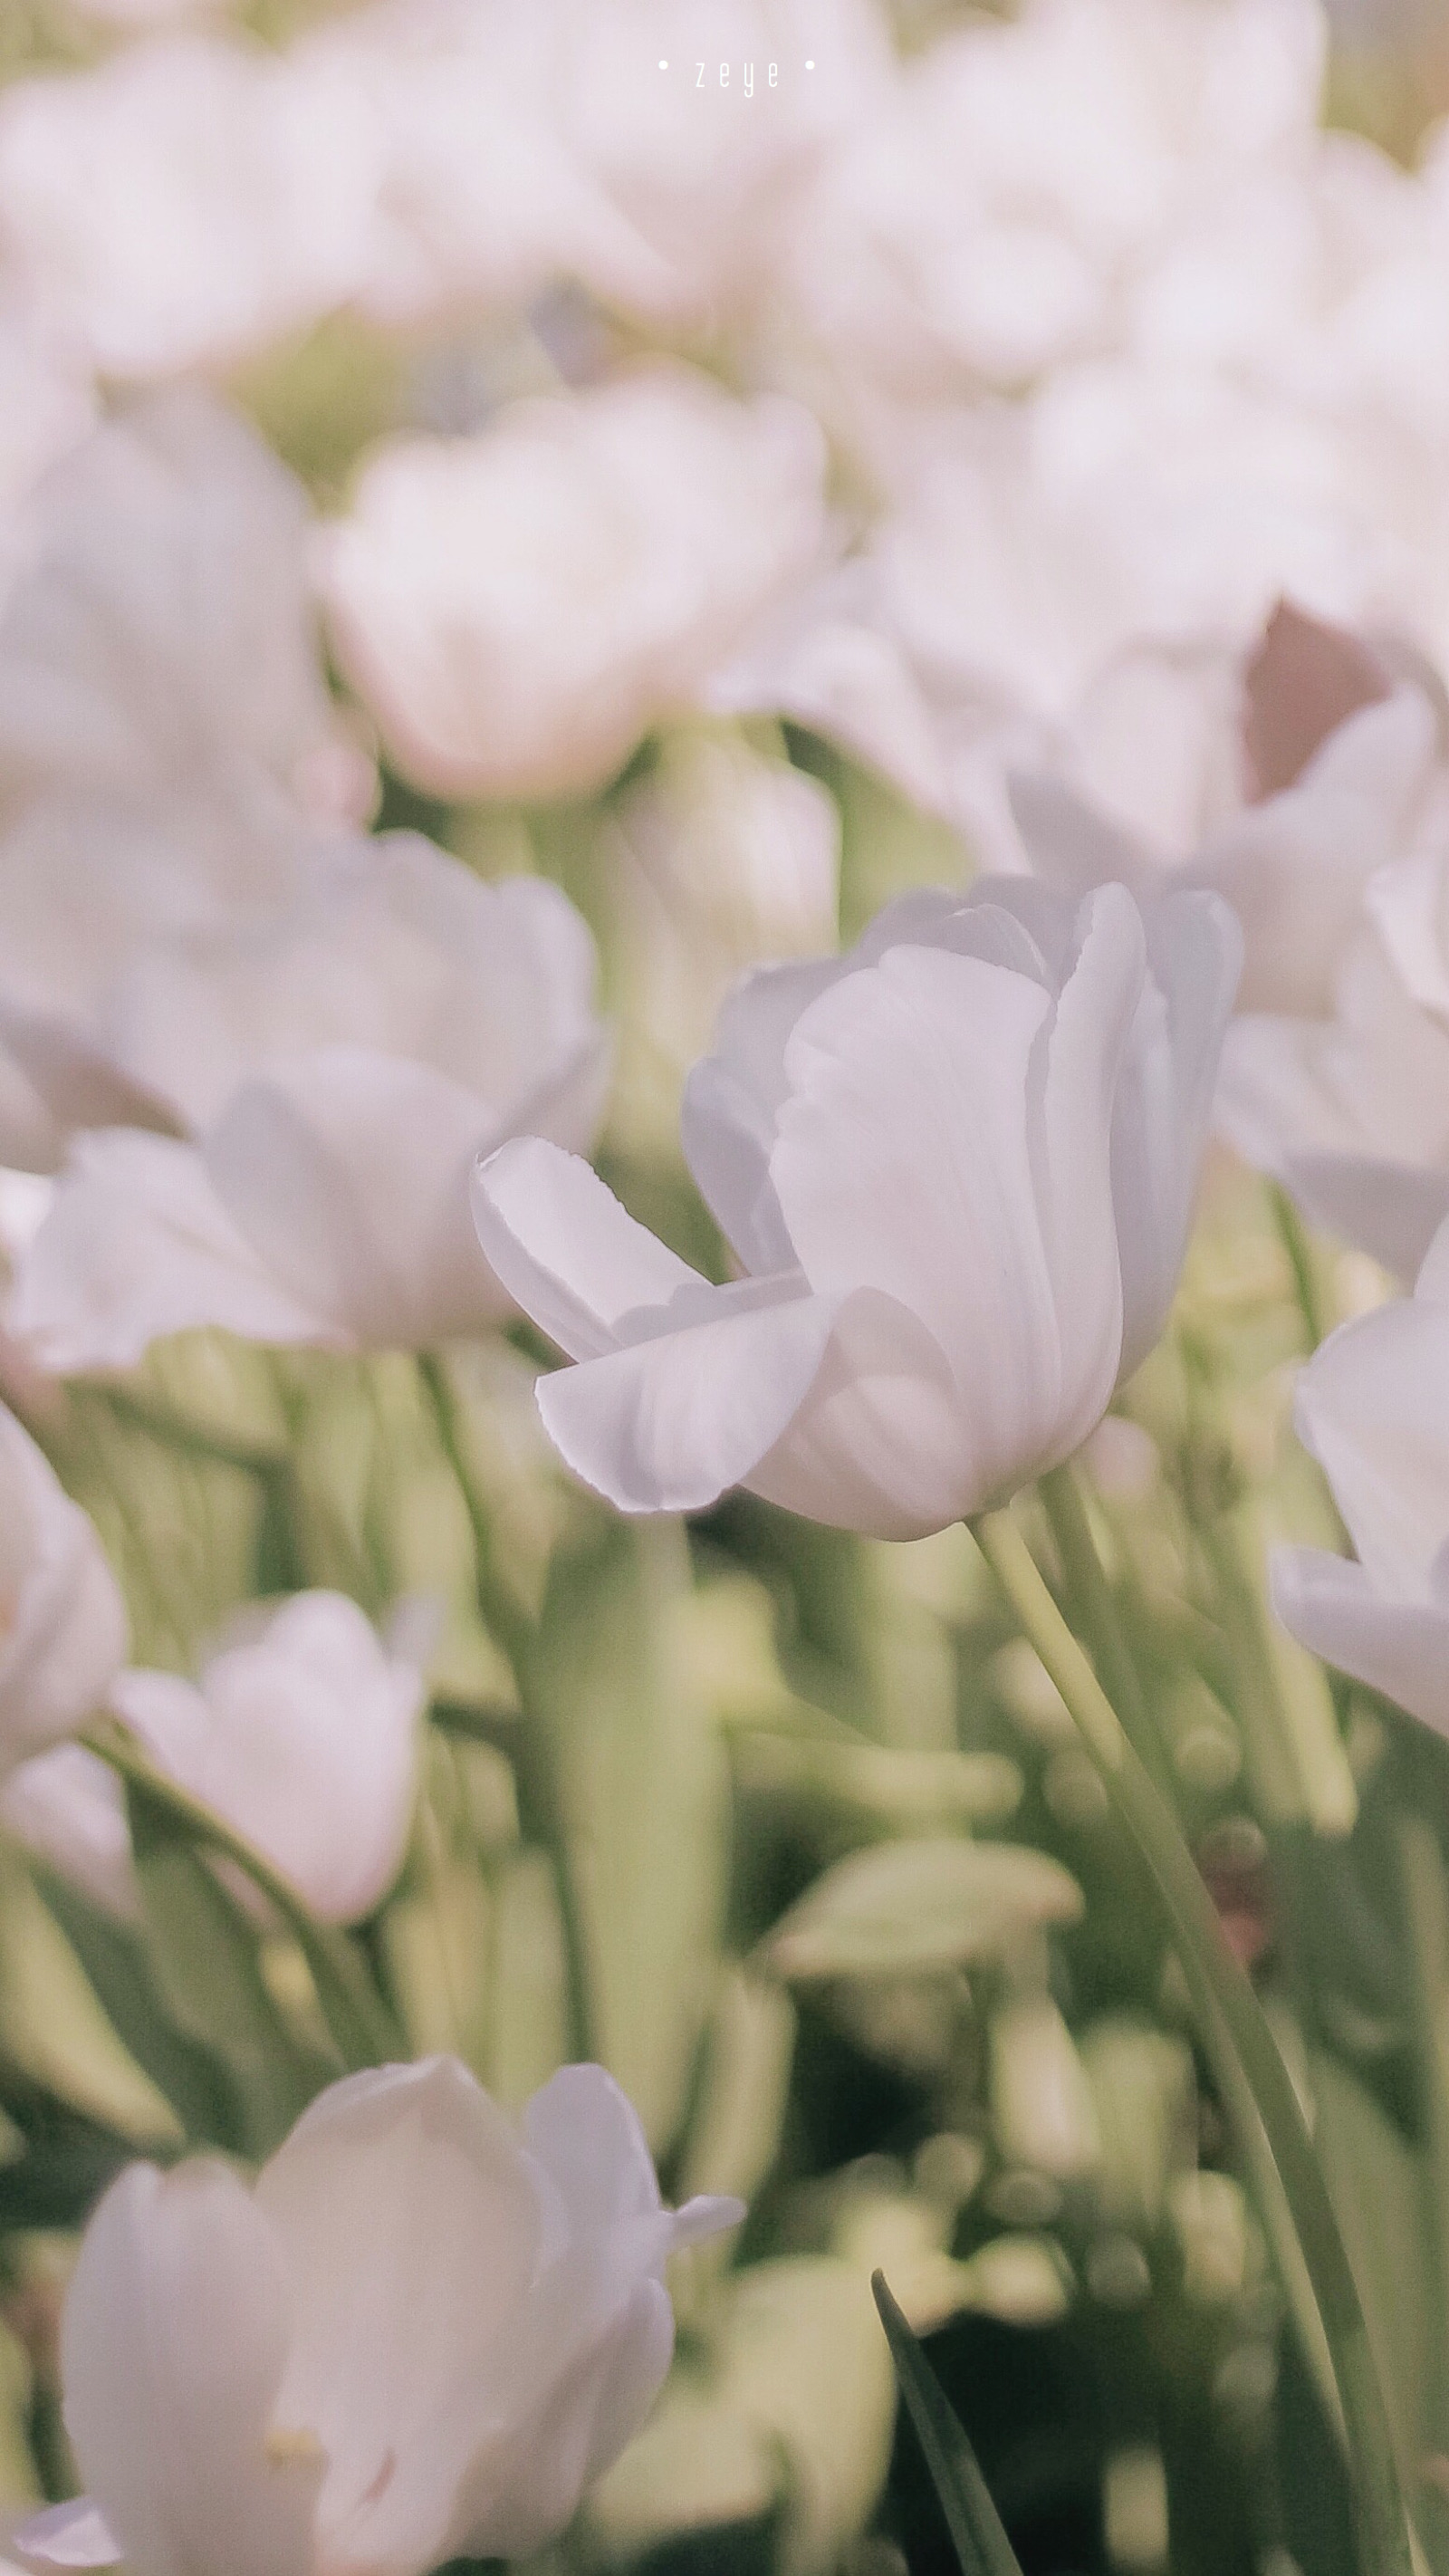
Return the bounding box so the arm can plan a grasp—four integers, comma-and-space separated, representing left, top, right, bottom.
536, 1274, 844, 1516
1241, 601, 1391, 803
1293, 1300, 1449, 1597
1008, 771, 1161, 902
59, 2160, 318, 2576
771, 945, 1064, 1469
14, 2498, 122, 2565
472, 1139, 704, 1363
7, 1131, 337, 1372
1282, 1152, 1449, 1284
255, 2057, 542, 2576
0, 1406, 129, 1765
1271, 1546, 1449, 1737
0, 1744, 139, 1920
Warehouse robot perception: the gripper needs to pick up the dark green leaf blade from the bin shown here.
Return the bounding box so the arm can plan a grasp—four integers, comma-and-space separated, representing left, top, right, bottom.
871, 2271, 1026, 2576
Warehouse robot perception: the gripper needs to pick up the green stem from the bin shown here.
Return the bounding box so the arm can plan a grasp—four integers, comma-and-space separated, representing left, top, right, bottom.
1037, 1463, 1175, 1802
1398, 1814, 1449, 2562
1269, 1180, 1328, 1353
971, 1505, 1413, 2576
82, 1722, 400, 2072
417, 1352, 596, 2062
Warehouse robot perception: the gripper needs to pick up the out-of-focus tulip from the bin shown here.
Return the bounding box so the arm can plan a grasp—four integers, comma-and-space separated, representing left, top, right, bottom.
607, 731, 840, 1151
0, 38, 375, 382
0, 1406, 128, 1773
8, 845, 609, 1365
0, 1743, 139, 1923
1215, 932, 1449, 1279
473, 880, 1239, 1535
19, 2056, 743, 2576
0, 390, 375, 1174
107, 1592, 424, 1926
1273, 1231, 1449, 1734
313, 367, 827, 802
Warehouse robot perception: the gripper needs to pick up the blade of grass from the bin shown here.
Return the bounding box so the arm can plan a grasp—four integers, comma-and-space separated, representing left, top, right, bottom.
871, 2272, 1024, 2576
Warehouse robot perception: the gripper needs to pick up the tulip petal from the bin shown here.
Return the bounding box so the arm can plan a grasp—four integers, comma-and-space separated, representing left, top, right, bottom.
536, 1273, 846, 1515
206, 1048, 504, 1348
8, 1129, 337, 1371
1111, 889, 1242, 1378
772, 942, 1063, 1467
58, 2161, 318, 2576
1032, 883, 1144, 1429
1272, 1545, 1449, 1736
1283, 1152, 1449, 1284
523, 2063, 662, 2232
473, 1138, 702, 1362
256, 2056, 542, 2576
748, 1283, 974, 1536
1293, 1299, 1449, 1596
14, 2498, 123, 2566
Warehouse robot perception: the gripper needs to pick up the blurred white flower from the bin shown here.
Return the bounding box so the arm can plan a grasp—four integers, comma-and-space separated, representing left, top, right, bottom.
0, 38, 375, 382
0, 1742, 138, 1922
20, 2057, 743, 2576
8, 846, 610, 1364
107, 1591, 424, 1926
0, 390, 373, 1172
1011, 605, 1443, 1015
1272, 1230, 1449, 1734
1215, 934, 1449, 1280
776, 0, 1324, 409
607, 731, 840, 1149
0, 1405, 128, 1773
474, 880, 1239, 1535
314, 367, 828, 801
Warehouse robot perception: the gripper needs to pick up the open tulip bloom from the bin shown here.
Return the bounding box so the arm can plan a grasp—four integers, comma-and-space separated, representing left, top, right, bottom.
473, 879, 1241, 1538
20, 2057, 743, 2576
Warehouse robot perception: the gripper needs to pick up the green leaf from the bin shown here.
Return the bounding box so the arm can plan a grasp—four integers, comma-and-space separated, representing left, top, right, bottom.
871, 2272, 1027, 2576
765, 1836, 1082, 1982
524, 1519, 730, 2148
129, 1793, 321, 2160
34, 1870, 241, 2150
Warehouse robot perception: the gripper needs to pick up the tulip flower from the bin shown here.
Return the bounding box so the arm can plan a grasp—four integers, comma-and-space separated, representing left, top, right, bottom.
0, 1404, 127, 1773
313, 366, 827, 802
19, 2056, 744, 2576
1272, 1232, 1449, 1734
8, 844, 609, 1363
0, 1742, 139, 1923
474, 879, 1240, 1537
110, 1591, 425, 1926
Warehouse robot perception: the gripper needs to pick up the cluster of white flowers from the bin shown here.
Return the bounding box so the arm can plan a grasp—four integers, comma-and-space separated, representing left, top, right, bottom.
0, 0, 1447, 2565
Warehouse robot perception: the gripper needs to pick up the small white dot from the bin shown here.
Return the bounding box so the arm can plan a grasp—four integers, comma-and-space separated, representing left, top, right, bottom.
805, 58, 815, 68
658, 58, 667, 68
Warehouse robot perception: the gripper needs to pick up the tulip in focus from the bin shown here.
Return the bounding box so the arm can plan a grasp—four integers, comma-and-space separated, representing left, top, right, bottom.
20, 2056, 744, 2576
314, 366, 827, 802
474, 879, 1240, 1535
0, 1404, 127, 1774
1272, 1226, 1449, 1735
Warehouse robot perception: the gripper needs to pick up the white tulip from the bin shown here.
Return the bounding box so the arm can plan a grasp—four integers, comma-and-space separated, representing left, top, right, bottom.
0, 38, 375, 382
1272, 1231, 1449, 1734
474, 880, 1239, 1536
0, 1744, 139, 1923
108, 1592, 423, 1926
313, 367, 827, 802
19, 2056, 743, 2576
1215, 932, 1449, 1280
8, 845, 609, 1366
0, 1406, 128, 1773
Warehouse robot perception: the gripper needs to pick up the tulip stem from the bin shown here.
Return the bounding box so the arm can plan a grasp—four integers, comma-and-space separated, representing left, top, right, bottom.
1036, 1464, 1176, 1802
1269, 1179, 1328, 1352
80, 1721, 402, 2073
1396, 1813, 1449, 2563
970, 1504, 1413, 2576
416, 1352, 597, 2064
